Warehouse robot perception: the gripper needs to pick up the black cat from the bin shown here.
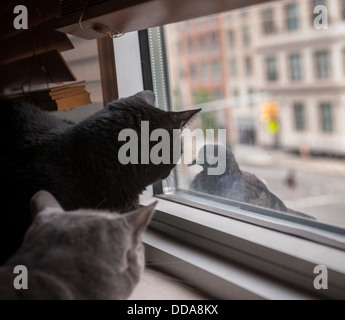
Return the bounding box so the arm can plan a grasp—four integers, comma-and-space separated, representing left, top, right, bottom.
0, 91, 200, 264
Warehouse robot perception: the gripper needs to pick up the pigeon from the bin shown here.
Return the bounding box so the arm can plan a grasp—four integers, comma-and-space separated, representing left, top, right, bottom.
189, 144, 315, 220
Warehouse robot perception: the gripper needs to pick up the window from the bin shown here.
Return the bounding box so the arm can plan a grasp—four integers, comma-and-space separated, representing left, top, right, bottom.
248, 88, 255, 107
214, 88, 223, 100
189, 64, 197, 81
262, 8, 276, 34
230, 58, 238, 77
294, 103, 306, 131
212, 60, 221, 80
233, 89, 240, 107
228, 30, 235, 49
315, 50, 330, 78
140, 2, 345, 299
245, 56, 252, 77
341, 0, 345, 20
187, 38, 193, 54
199, 36, 206, 53
289, 54, 302, 80
211, 32, 219, 50
201, 62, 208, 81
242, 26, 250, 47
320, 103, 333, 132
266, 57, 278, 81
312, 0, 327, 25
286, 3, 300, 30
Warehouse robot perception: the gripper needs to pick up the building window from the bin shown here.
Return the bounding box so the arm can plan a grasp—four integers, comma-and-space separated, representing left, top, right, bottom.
262, 8, 276, 34
214, 89, 223, 100
294, 103, 306, 131
341, 0, 345, 20
320, 103, 333, 132
230, 58, 238, 78
248, 88, 255, 107
199, 36, 206, 54
242, 26, 250, 47
211, 32, 219, 50
286, 3, 300, 30
201, 63, 208, 81
187, 38, 193, 54
245, 56, 252, 77
315, 50, 330, 79
212, 60, 221, 80
312, 0, 327, 25
266, 57, 278, 81
189, 64, 197, 82
228, 30, 235, 49
233, 89, 240, 107
289, 54, 302, 80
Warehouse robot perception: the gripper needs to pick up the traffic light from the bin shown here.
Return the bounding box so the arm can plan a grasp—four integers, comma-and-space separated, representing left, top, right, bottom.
261, 101, 279, 135
261, 101, 279, 123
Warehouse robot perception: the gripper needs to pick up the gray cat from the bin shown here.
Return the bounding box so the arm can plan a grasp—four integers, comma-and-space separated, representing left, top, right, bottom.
0, 190, 156, 300
0, 91, 200, 264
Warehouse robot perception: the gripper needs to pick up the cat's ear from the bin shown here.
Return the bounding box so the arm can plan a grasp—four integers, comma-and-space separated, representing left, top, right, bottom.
134, 90, 156, 106
170, 109, 202, 129
30, 190, 64, 218
124, 201, 157, 236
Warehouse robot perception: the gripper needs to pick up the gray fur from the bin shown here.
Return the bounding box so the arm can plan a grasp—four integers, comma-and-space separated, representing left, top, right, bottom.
0, 191, 155, 300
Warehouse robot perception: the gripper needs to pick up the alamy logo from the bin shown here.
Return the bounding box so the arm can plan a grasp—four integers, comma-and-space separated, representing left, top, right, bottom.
314, 5, 328, 30
118, 122, 227, 176
313, 265, 328, 290
13, 265, 28, 290
13, 5, 28, 30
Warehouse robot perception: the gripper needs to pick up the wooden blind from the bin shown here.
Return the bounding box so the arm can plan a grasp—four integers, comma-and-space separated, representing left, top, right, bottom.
56, 0, 275, 39
0, 0, 75, 91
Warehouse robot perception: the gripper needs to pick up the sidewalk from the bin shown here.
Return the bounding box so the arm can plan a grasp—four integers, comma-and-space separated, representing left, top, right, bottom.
233, 145, 345, 177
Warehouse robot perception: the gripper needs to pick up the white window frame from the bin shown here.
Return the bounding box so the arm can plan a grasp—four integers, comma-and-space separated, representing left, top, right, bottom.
112, 26, 345, 300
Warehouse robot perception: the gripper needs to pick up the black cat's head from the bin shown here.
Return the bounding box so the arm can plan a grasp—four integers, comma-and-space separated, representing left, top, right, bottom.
106, 91, 201, 186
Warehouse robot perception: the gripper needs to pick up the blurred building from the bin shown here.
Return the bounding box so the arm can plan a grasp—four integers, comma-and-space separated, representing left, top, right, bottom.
167, 0, 345, 155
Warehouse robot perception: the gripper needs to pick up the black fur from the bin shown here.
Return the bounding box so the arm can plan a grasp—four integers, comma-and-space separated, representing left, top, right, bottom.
0, 91, 200, 264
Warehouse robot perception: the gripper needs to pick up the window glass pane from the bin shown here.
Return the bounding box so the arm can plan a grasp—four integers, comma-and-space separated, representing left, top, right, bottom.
342, 0, 345, 20
294, 103, 306, 131
312, 0, 328, 25
164, 2, 345, 230
315, 51, 330, 78
289, 54, 302, 80
262, 8, 275, 34
266, 57, 278, 81
230, 58, 237, 77
245, 56, 252, 77
242, 26, 250, 47
320, 103, 333, 132
286, 3, 300, 30
228, 30, 235, 49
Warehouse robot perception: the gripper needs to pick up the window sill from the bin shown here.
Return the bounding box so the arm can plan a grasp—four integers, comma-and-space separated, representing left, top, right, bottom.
128, 268, 211, 300
140, 196, 345, 300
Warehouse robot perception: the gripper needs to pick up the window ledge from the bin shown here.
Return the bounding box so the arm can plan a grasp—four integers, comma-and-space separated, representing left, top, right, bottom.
140, 196, 345, 300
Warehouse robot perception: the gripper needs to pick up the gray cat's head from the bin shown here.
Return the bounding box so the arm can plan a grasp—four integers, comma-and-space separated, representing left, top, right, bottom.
106, 91, 201, 182
20, 190, 156, 300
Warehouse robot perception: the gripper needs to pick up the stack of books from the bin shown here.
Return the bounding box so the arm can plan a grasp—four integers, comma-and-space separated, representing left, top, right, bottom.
2, 81, 92, 111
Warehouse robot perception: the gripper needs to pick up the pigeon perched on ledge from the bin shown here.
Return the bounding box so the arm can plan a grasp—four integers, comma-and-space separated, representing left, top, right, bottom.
189, 144, 315, 220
